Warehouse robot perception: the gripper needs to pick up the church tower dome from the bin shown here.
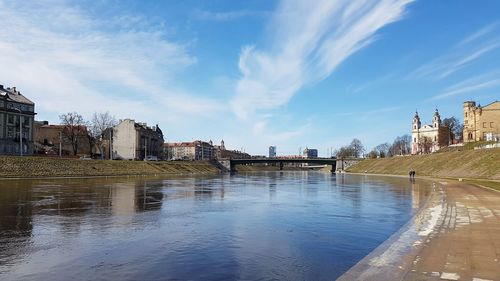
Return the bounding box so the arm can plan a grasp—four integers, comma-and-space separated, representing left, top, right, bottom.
433, 108, 441, 128
412, 111, 421, 131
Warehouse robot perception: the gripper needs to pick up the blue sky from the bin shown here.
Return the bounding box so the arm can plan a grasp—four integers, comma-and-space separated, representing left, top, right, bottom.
1, 0, 499, 156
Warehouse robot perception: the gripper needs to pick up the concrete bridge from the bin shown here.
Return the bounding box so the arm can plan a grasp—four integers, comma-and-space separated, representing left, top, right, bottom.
218, 157, 363, 173
229, 158, 338, 172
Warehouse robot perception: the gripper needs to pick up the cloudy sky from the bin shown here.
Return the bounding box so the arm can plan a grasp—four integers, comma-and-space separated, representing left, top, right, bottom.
1, 0, 499, 156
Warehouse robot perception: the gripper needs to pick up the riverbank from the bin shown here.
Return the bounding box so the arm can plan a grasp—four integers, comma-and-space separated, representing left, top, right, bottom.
0, 156, 221, 178
347, 148, 500, 180
338, 175, 500, 280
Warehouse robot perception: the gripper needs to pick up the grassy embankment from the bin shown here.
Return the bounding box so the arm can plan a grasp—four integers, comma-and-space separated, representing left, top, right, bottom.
347, 148, 500, 191
0, 156, 220, 178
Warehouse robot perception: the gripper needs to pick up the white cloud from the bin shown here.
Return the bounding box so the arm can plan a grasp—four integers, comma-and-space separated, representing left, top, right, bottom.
230, 0, 414, 119
0, 0, 221, 125
412, 23, 500, 80
457, 22, 498, 47
431, 71, 500, 100
193, 10, 270, 21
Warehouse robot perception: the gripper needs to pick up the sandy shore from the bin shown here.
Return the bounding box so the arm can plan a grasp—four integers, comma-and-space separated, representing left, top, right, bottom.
338, 176, 500, 281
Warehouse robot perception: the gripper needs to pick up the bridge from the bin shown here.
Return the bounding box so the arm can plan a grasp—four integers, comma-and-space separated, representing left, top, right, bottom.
228, 157, 338, 172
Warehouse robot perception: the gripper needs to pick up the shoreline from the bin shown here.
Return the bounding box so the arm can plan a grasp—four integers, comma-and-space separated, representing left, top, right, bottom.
0, 156, 222, 179
0, 171, 220, 181
337, 176, 443, 280
338, 173, 500, 280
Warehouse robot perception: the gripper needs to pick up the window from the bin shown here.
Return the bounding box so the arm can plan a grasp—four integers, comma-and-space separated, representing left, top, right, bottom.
7, 115, 14, 124
491, 122, 495, 128
7, 127, 14, 138
465, 120, 468, 125
414, 138, 416, 142
483, 122, 487, 128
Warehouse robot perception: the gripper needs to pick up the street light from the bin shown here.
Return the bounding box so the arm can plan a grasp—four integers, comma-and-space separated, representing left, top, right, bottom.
14, 108, 23, 156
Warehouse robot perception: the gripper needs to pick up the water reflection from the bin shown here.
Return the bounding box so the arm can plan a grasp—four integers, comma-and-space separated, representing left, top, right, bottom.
0, 172, 431, 281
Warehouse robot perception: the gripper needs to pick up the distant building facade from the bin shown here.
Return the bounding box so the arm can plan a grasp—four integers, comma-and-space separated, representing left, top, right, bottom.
110, 119, 164, 160
463, 101, 500, 142
411, 109, 449, 154
0, 85, 36, 155
165, 140, 214, 160
303, 148, 318, 158
33, 121, 91, 156
269, 146, 276, 158
212, 139, 250, 159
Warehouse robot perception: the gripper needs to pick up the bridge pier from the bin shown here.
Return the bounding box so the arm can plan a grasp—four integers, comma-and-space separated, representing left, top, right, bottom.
330, 163, 336, 173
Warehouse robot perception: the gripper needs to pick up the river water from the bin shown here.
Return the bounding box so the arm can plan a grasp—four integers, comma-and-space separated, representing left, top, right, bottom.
0, 172, 430, 281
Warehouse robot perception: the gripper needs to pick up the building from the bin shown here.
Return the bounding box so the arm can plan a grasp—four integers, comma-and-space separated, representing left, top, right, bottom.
303, 148, 318, 158
411, 109, 449, 154
269, 146, 277, 158
463, 101, 500, 142
165, 140, 214, 160
109, 119, 164, 160
33, 121, 91, 156
212, 139, 250, 159
0, 85, 36, 155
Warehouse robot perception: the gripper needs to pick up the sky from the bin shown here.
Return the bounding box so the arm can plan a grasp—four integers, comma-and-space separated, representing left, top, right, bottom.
1, 0, 499, 156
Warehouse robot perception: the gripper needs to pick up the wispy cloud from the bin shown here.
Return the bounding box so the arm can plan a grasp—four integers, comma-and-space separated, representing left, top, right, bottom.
230, 0, 414, 119
412, 23, 500, 80
431, 71, 500, 100
0, 0, 221, 124
457, 22, 498, 47
193, 10, 270, 21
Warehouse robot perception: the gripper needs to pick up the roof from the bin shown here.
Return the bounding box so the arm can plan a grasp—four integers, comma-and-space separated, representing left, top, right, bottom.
482, 100, 499, 109
0, 86, 35, 105
165, 140, 211, 147
166, 142, 197, 148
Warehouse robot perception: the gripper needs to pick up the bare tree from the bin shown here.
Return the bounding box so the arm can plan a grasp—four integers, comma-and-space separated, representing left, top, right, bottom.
367, 149, 378, 159
59, 112, 86, 156
89, 112, 117, 158
419, 136, 433, 154
443, 117, 463, 143
389, 135, 411, 156
374, 143, 390, 158
350, 138, 365, 158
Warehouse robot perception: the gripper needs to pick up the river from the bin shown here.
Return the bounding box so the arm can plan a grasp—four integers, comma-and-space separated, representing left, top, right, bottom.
0, 172, 430, 281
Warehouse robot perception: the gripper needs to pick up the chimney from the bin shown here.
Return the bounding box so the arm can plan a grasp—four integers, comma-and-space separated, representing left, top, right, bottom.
12, 87, 16, 92
0, 85, 3, 90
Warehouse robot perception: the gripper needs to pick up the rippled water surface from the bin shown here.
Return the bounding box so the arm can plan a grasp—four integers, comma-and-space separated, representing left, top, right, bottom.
0, 172, 430, 280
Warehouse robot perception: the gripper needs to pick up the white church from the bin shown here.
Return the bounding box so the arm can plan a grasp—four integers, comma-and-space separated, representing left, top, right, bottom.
411, 109, 449, 154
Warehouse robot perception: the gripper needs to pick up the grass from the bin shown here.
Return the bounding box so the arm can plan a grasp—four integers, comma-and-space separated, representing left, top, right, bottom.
463, 179, 500, 192
347, 147, 500, 180
0, 156, 220, 178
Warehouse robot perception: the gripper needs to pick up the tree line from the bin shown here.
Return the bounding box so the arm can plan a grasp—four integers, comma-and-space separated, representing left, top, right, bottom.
58, 111, 117, 156
335, 116, 463, 159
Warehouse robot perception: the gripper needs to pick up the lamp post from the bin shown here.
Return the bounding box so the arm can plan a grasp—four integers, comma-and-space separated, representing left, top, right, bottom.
14, 108, 23, 156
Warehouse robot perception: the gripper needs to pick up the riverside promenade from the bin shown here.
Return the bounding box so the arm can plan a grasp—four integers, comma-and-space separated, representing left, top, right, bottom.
404, 181, 500, 281
339, 178, 500, 281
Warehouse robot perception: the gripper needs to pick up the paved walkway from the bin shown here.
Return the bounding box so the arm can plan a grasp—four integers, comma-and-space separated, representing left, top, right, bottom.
404, 182, 500, 281
338, 179, 500, 281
